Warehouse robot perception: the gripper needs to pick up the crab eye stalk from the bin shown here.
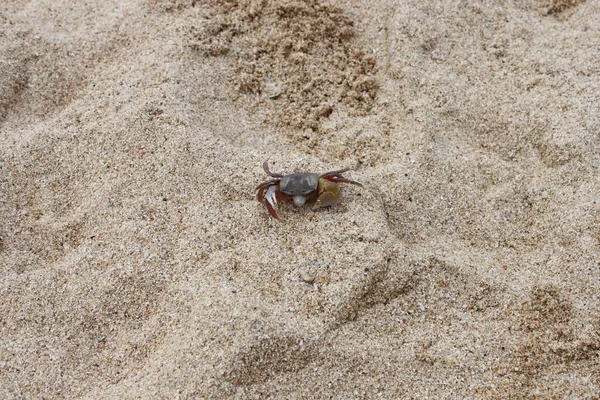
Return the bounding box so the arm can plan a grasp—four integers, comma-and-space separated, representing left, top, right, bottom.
293, 195, 306, 207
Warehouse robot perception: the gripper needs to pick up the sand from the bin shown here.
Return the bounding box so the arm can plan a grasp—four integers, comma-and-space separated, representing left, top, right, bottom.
1, 0, 599, 398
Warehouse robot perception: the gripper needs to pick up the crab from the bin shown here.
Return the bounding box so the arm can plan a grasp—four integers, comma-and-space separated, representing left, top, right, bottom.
256, 160, 363, 219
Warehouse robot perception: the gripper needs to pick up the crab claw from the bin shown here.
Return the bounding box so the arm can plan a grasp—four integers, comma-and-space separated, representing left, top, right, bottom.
313, 191, 338, 209
264, 185, 280, 219
312, 178, 341, 209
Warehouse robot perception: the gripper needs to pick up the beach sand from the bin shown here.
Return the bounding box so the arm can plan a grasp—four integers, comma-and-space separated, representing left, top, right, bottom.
1, 0, 599, 398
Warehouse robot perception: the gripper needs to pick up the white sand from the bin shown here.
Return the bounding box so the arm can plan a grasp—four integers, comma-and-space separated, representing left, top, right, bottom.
1, 0, 599, 398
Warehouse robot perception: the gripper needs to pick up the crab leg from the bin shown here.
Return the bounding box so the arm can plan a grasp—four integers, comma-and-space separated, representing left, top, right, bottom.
319, 168, 350, 178
320, 169, 362, 186
256, 187, 267, 202
256, 178, 281, 192
323, 176, 363, 187
263, 160, 284, 178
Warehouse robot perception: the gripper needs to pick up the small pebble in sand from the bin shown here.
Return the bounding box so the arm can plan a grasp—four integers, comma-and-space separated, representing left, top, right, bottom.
299, 270, 315, 284
264, 82, 282, 99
